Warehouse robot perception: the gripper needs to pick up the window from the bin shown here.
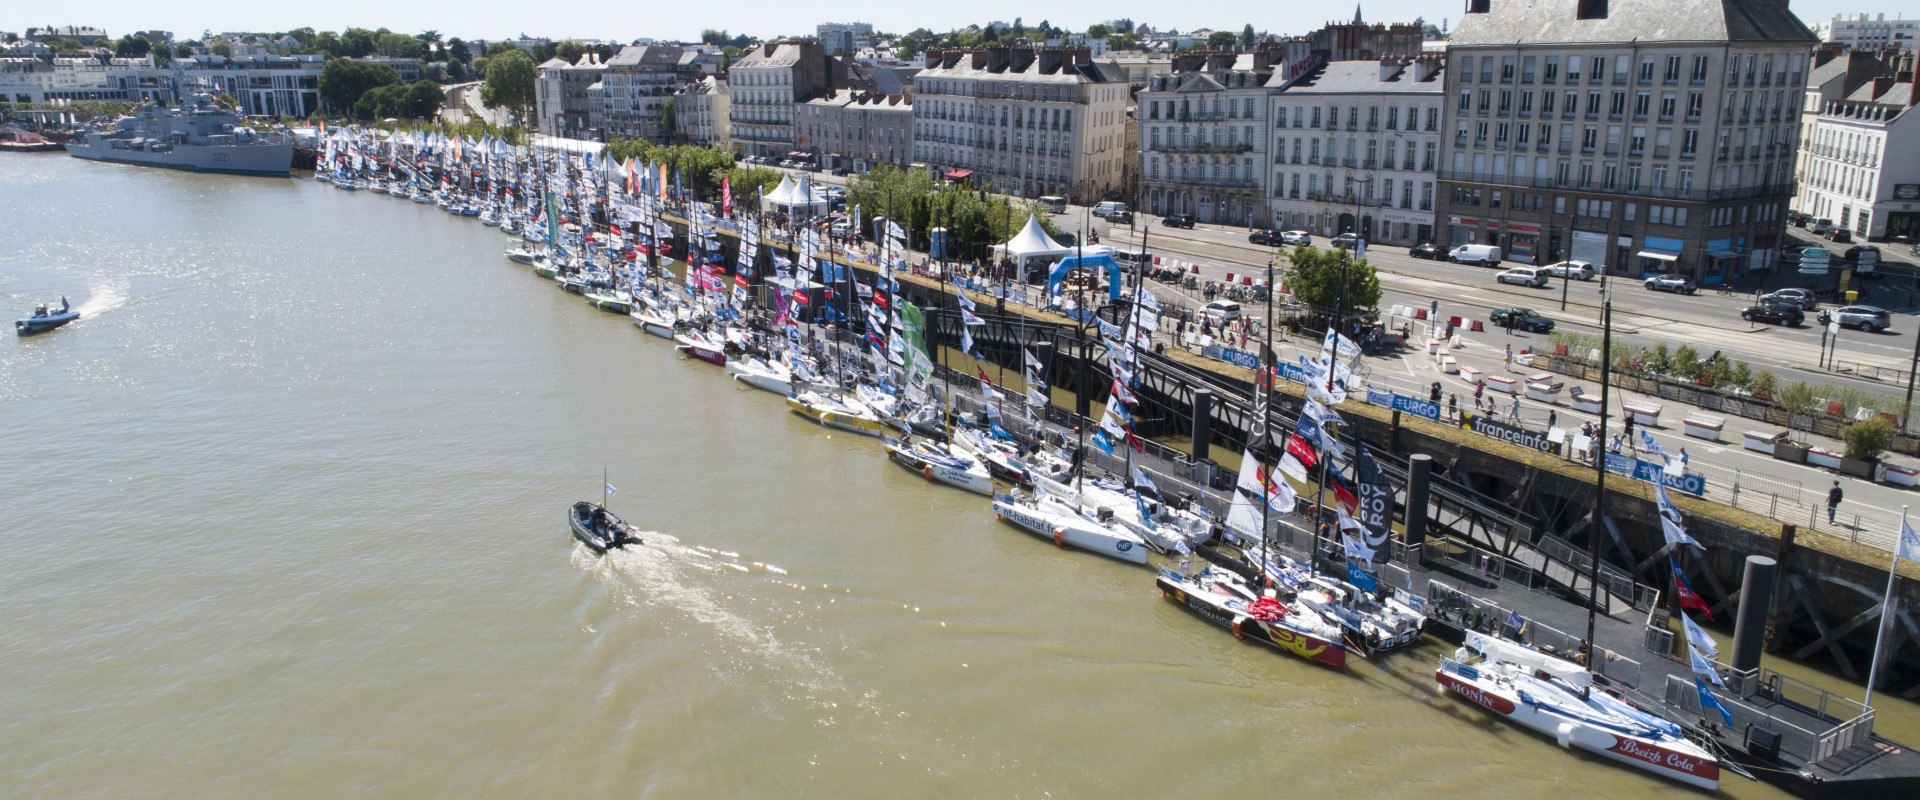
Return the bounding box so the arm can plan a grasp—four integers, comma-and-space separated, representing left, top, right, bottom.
1520, 91, 1534, 114
1545, 57, 1560, 84
1681, 129, 1698, 156
1691, 55, 1709, 83
1567, 56, 1581, 83
1501, 57, 1515, 83
1480, 59, 1494, 83
1638, 58, 1654, 83
1386, 106, 1398, 129
1586, 91, 1601, 116
1659, 93, 1676, 119
1543, 92, 1556, 115
1686, 93, 1702, 120
1461, 56, 1475, 82
1610, 91, 1626, 117
1522, 56, 1537, 83
1499, 90, 1512, 113
1634, 92, 1649, 118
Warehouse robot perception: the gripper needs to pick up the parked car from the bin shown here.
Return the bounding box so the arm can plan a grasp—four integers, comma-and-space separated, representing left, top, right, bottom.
1828, 305, 1891, 332
1644, 274, 1697, 294
1408, 242, 1442, 260
1448, 244, 1502, 266
1093, 201, 1129, 219
1826, 227, 1854, 244
1162, 213, 1195, 229
1489, 307, 1555, 333
831, 167, 851, 176
1741, 303, 1804, 326
1330, 233, 1362, 249
1055, 231, 1078, 247
1280, 230, 1312, 246
1760, 288, 1818, 310
1540, 260, 1595, 281
1809, 218, 1835, 235
1788, 210, 1811, 227
1200, 300, 1243, 322
1496, 267, 1549, 287
1249, 228, 1283, 245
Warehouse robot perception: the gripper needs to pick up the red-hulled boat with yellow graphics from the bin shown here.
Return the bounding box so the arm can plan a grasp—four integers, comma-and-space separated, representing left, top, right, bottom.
1156, 564, 1347, 670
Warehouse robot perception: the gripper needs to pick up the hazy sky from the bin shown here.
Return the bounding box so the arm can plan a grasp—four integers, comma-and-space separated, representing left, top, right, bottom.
14, 0, 1879, 43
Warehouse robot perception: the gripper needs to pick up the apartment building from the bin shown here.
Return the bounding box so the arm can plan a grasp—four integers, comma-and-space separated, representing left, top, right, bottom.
912, 46, 1130, 203
1813, 12, 1918, 53
1796, 50, 1919, 241
797, 90, 913, 171
1137, 50, 1281, 226
1435, 0, 1817, 283
817, 22, 874, 57
1268, 55, 1444, 245
536, 53, 606, 138
591, 45, 710, 142
672, 75, 731, 148
729, 40, 838, 159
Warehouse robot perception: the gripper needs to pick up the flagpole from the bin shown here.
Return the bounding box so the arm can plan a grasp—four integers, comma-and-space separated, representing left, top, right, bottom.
1866, 505, 1907, 709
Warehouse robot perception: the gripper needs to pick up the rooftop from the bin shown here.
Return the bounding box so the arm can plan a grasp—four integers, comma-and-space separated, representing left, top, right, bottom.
1451, 0, 1818, 46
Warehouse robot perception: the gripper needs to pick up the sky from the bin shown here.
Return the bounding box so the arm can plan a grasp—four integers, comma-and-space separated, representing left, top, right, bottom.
13, 0, 1882, 44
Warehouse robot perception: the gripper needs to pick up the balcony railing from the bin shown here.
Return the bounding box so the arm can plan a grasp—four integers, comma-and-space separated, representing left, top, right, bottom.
1149, 141, 1255, 154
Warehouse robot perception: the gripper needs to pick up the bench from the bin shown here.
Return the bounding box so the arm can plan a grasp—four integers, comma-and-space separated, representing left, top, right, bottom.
1525, 377, 1564, 404
1743, 430, 1784, 455
1484, 374, 1518, 395
1622, 399, 1663, 426
1569, 386, 1603, 414
1682, 412, 1726, 442
1459, 365, 1483, 384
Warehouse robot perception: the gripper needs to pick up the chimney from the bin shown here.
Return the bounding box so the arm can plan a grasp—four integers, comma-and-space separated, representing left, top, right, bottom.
1871, 76, 1894, 100
1010, 47, 1036, 73
1173, 53, 1205, 73
968, 51, 987, 70
1037, 47, 1063, 74
1208, 52, 1235, 72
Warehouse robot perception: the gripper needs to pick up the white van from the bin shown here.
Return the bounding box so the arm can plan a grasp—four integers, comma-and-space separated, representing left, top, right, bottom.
1448, 244, 1503, 266
1038, 196, 1069, 214
1093, 201, 1129, 219
1111, 248, 1153, 268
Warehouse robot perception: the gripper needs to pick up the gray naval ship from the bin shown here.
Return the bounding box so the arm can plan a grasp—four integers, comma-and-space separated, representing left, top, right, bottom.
66, 92, 293, 177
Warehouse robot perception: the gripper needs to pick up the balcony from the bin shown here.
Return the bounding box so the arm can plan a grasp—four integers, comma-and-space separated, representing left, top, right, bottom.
1306, 191, 1391, 207
1149, 141, 1254, 154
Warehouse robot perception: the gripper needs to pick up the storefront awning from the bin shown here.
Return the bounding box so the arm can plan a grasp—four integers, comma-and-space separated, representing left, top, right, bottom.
1636, 250, 1679, 262
945, 169, 973, 180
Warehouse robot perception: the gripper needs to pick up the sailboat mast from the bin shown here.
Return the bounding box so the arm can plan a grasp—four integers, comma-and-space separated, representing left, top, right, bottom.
1583, 279, 1616, 697
1258, 247, 1279, 570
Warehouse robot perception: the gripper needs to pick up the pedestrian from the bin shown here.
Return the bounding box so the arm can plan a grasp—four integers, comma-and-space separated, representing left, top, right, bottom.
1448, 393, 1458, 420
1547, 409, 1558, 429
1509, 396, 1522, 423
1678, 447, 1689, 471
1504, 343, 1514, 369
1827, 480, 1843, 523
1474, 382, 1485, 404
1624, 412, 1636, 442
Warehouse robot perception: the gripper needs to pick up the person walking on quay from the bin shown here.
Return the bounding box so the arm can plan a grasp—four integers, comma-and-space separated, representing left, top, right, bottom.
1448, 393, 1458, 421
1509, 396, 1522, 424
1474, 381, 1485, 406
1827, 480, 1844, 523
1504, 343, 1514, 370
1547, 409, 1557, 430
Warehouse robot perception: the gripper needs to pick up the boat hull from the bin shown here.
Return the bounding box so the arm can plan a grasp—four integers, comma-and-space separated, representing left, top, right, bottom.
1157, 575, 1348, 669
675, 337, 727, 366
886, 441, 993, 495
1435, 667, 1719, 790
16, 311, 79, 336
568, 501, 640, 554
785, 396, 886, 437
992, 494, 1149, 565
67, 140, 293, 178
726, 361, 792, 395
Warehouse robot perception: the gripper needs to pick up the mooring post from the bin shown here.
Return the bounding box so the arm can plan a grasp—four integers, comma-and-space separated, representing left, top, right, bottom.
1405, 454, 1434, 567
1731, 555, 1779, 686
1191, 387, 1214, 464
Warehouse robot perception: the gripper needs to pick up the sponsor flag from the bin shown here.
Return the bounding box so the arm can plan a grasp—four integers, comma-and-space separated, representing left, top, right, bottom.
1696, 678, 1735, 726
1900, 513, 1920, 564
1092, 429, 1115, 455
1688, 642, 1726, 689
1132, 466, 1160, 498
1024, 347, 1043, 372
1110, 378, 1137, 406
1671, 557, 1715, 621
1653, 481, 1703, 551
1682, 613, 1719, 660
605, 483, 618, 496
1284, 433, 1319, 471
1506, 610, 1528, 636
1346, 561, 1379, 594
956, 291, 975, 311
1027, 386, 1048, 408
1329, 471, 1359, 513
961, 308, 986, 327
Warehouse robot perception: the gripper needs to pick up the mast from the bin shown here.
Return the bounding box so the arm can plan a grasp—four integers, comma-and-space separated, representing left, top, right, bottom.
1258, 245, 1279, 572
1581, 278, 1616, 696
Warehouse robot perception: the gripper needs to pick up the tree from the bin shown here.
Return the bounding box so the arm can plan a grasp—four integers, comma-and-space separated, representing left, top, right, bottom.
1285, 246, 1382, 321
212, 42, 232, 58
447, 37, 471, 64
320, 59, 402, 116
340, 28, 377, 58
554, 40, 589, 64
446, 59, 467, 81
406, 81, 446, 118
1240, 24, 1257, 47
377, 32, 425, 59
114, 34, 151, 58
1844, 416, 1895, 462
175, 44, 194, 58
660, 97, 677, 141
481, 49, 538, 129
700, 29, 730, 46
1087, 24, 1113, 39
1207, 31, 1238, 49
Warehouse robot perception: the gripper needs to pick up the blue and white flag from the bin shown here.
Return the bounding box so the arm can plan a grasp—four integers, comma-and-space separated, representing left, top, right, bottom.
956, 291, 976, 311
1900, 513, 1920, 564
1688, 642, 1726, 689
1134, 492, 1158, 530
1132, 466, 1160, 498
1652, 481, 1703, 551
1024, 347, 1043, 372
1346, 562, 1379, 594
1091, 429, 1115, 455
605, 483, 619, 496
1696, 678, 1734, 726
1682, 613, 1719, 660
1506, 610, 1528, 635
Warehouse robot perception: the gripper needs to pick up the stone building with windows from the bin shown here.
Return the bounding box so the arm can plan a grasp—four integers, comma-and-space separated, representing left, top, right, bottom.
1267, 54, 1444, 245
1435, 0, 1817, 283
591, 45, 711, 142
728, 40, 839, 159
536, 53, 606, 138
912, 46, 1130, 203
1812, 13, 1919, 54
1795, 50, 1919, 242
1137, 49, 1283, 226
672, 75, 731, 149
797, 90, 913, 171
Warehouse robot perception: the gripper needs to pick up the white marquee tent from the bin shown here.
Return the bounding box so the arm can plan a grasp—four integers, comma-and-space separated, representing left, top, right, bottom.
990, 214, 1075, 276
761, 174, 830, 219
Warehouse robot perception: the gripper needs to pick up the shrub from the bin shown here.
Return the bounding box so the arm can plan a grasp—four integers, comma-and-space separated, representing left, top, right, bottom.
1843, 416, 1895, 461
1781, 381, 1818, 414
1648, 343, 1672, 375
1671, 345, 1700, 379
1752, 370, 1777, 399
1732, 361, 1754, 392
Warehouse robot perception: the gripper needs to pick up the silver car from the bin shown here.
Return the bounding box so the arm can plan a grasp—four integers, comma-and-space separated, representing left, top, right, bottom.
1829, 305, 1890, 332
1281, 230, 1312, 246
1761, 288, 1818, 311
1540, 260, 1594, 281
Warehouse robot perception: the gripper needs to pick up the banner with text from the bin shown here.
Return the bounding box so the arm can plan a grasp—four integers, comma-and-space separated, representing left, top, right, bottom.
1366, 387, 1442, 421
1604, 453, 1707, 497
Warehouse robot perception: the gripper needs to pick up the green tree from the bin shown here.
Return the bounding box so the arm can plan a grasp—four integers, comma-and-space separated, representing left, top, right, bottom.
1284, 246, 1382, 320
1087, 24, 1113, 39
446, 37, 471, 64
1752, 369, 1778, 399
377, 32, 425, 59
406, 80, 446, 118
700, 29, 730, 46
471, 56, 489, 79
481, 49, 538, 129
660, 97, 677, 141
1780, 381, 1818, 414
339, 28, 377, 58
1207, 31, 1238, 49
114, 34, 151, 57
320, 59, 402, 116
554, 40, 590, 64
175, 43, 194, 58
484, 41, 517, 58
446, 59, 467, 81
1843, 416, 1895, 461
212, 42, 232, 58
1240, 24, 1256, 47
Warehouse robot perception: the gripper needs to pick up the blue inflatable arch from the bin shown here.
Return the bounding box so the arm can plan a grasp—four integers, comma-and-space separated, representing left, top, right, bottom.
1046, 254, 1123, 302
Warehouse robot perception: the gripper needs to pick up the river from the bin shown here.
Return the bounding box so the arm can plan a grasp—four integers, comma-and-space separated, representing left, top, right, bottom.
1, 154, 1908, 798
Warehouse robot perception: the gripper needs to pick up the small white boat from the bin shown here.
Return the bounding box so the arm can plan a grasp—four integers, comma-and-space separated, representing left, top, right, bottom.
886, 436, 993, 495
674, 329, 728, 366
991, 490, 1150, 565
726, 356, 793, 395
505, 245, 539, 265
1437, 633, 1720, 790
631, 305, 678, 339
786, 390, 886, 437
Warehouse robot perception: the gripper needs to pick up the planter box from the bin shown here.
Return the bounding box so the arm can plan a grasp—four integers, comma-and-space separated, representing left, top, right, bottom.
1434, 346, 1451, 365
1570, 388, 1603, 414
1515, 352, 1536, 367
1683, 412, 1726, 442
1440, 355, 1459, 374
1460, 365, 1484, 384
1744, 430, 1784, 455
1484, 374, 1519, 395
1427, 338, 1444, 354
1839, 457, 1877, 479
1623, 400, 1663, 426
1879, 464, 1920, 487
1775, 442, 1809, 464
1806, 447, 1844, 470
1526, 379, 1564, 404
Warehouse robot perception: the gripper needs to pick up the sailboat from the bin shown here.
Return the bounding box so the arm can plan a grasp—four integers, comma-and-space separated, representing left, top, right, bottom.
1155, 558, 1348, 670
786, 387, 887, 436
884, 435, 993, 495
